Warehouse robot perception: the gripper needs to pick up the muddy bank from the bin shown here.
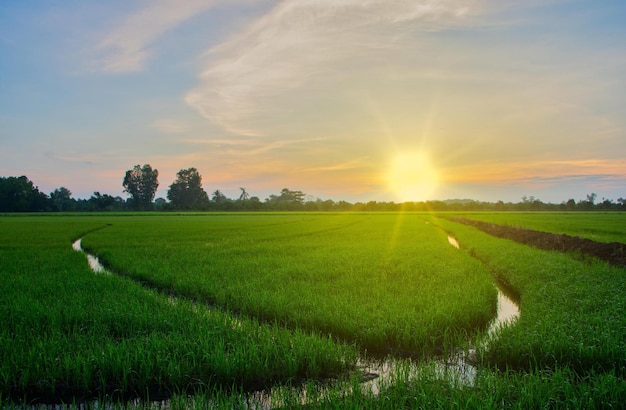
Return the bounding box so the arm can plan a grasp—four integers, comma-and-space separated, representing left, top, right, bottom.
451, 217, 625, 267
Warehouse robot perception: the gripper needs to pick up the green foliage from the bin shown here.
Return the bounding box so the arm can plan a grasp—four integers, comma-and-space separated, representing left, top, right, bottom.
324, 367, 626, 409
50, 187, 74, 211
122, 164, 159, 211
266, 188, 306, 209
0, 175, 50, 212
167, 168, 209, 210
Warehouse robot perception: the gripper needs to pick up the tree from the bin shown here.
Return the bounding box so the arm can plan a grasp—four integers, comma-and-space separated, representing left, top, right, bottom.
167, 168, 209, 210
89, 192, 122, 211
154, 197, 169, 211
50, 187, 74, 212
578, 192, 597, 211
123, 164, 159, 211
266, 188, 306, 210
239, 187, 250, 201
268, 188, 305, 204
586, 193, 597, 206
212, 189, 227, 203
0, 176, 50, 212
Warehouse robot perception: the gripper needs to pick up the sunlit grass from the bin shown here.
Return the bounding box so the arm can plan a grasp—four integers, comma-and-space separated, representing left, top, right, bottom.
2, 213, 624, 408
452, 211, 626, 243
436, 216, 626, 375
82, 213, 497, 355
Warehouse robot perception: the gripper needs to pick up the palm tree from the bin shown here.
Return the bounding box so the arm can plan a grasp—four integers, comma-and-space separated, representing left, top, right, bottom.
239, 187, 250, 201
212, 190, 226, 203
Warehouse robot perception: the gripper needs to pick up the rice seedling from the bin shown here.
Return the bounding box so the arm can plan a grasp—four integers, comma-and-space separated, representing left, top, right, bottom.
435, 216, 626, 376
451, 211, 626, 243
81, 213, 498, 355
3, 212, 623, 408
0, 216, 355, 405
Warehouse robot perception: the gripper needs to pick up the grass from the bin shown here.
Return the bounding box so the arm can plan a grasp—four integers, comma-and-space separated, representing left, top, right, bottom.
2, 212, 625, 408
436, 216, 626, 374
0, 216, 356, 404
450, 211, 626, 243
81, 213, 497, 355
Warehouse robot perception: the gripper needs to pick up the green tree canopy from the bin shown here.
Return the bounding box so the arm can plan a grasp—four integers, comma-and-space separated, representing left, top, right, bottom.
266, 188, 306, 210
268, 188, 305, 204
0, 176, 50, 212
212, 189, 227, 203
50, 187, 74, 212
123, 164, 159, 211
167, 168, 209, 210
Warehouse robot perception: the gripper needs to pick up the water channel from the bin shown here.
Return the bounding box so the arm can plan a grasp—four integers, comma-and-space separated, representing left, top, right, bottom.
71, 235, 520, 408
72, 239, 108, 275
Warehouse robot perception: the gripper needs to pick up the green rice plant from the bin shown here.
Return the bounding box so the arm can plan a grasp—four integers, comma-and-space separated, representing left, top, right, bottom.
82, 213, 498, 355
436, 217, 626, 375
451, 211, 626, 243
0, 217, 356, 404
370, 366, 626, 409
2, 213, 624, 408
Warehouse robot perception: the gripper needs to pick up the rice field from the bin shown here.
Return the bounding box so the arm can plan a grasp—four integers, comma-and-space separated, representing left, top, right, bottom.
0, 216, 355, 404
449, 211, 626, 243
1, 212, 624, 408
80, 213, 497, 355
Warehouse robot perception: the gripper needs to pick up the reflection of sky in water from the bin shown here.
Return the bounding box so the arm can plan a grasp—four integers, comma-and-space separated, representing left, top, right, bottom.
495, 291, 519, 326
448, 235, 460, 249
447, 235, 520, 329
72, 239, 107, 274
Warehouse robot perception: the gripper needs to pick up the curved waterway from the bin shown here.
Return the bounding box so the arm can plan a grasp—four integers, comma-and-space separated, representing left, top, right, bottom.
72, 238, 108, 274
71, 236, 520, 408
447, 235, 519, 334
353, 236, 519, 396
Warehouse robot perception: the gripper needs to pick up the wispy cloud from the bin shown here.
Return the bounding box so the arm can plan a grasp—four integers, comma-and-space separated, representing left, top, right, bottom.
184, 136, 326, 157
152, 119, 189, 134
299, 157, 370, 173
45, 151, 99, 166
185, 0, 484, 135
94, 0, 220, 73
443, 158, 626, 183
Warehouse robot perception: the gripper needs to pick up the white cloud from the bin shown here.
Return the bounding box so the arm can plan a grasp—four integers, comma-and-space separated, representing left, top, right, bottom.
94, 0, 220, 73
183, 136, 326, 157
185, 0, 484, 135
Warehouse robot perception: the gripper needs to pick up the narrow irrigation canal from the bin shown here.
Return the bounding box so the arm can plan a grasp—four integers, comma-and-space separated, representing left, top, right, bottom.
71, 234, 520, 408
356, 235, 519, 396
447, 235, 519, 334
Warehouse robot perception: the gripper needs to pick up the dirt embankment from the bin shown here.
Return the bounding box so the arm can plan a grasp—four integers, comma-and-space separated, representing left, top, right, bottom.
451, 217, 625, 267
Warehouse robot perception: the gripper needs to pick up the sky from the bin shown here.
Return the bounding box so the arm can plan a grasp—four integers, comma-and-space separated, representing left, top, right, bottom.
1, 0, 625, 204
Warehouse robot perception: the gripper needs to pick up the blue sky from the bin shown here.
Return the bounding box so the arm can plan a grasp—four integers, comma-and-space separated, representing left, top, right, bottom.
1, 0, 625, 203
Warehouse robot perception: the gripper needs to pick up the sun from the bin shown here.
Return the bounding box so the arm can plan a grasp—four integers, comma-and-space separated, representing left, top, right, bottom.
387, 152, 439, 202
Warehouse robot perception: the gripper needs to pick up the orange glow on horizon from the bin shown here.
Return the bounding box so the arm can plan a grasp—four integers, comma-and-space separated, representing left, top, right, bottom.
438, 158, 626, 184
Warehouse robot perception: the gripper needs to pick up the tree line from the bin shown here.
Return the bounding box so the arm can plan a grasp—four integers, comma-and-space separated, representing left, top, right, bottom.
1, 164, 625, 212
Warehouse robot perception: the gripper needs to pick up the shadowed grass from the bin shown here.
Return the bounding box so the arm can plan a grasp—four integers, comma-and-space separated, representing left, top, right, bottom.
0, 217, 356, 404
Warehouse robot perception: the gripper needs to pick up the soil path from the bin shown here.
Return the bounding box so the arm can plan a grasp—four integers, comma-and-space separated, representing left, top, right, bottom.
450, 217, 625, 267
